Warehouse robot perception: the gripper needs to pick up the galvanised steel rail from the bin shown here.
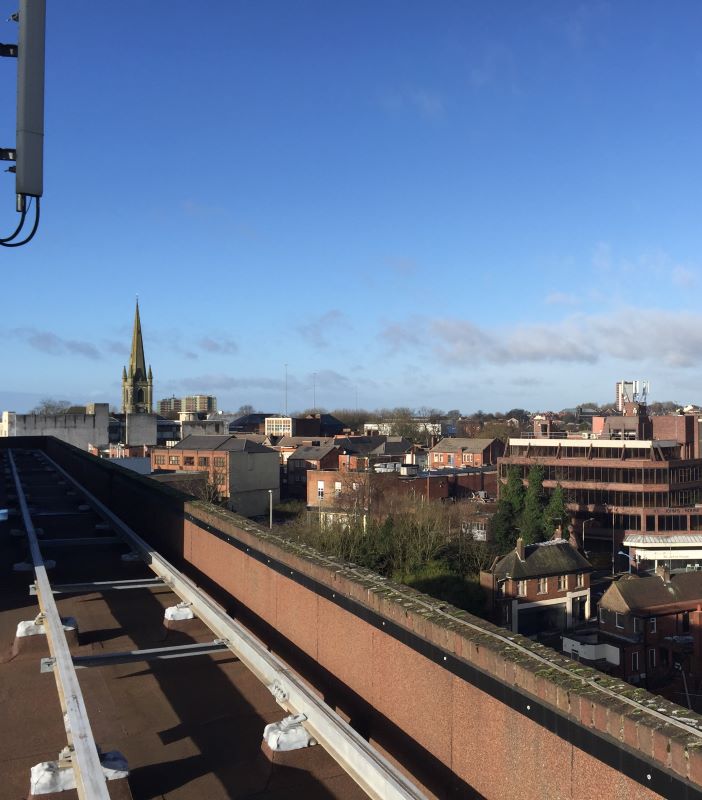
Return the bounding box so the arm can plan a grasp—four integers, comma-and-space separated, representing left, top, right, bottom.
7, 451, 111, 800
43, 451, 427, 800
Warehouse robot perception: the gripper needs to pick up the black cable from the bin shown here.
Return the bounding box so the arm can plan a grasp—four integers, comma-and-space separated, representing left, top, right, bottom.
0, 199, 28, 243
0, 197, 40, 247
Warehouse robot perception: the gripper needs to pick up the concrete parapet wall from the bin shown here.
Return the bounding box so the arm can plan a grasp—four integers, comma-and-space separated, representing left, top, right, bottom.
10, 436, 702, 799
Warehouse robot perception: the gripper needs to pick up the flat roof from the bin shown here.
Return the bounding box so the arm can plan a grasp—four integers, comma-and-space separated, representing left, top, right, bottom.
0, 454, 367, 800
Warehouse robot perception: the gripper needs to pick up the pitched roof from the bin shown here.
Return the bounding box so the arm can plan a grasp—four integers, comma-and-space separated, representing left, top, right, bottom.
172, 435, 273, 454
429, 438, 497, 454
493, 539, 592, 580
275, 436, 336, 448
334, 435, 412, 456
289, 444, 339, 461
602, 572, 702, 614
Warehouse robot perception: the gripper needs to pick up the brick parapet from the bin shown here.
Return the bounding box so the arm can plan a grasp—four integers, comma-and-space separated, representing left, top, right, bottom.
184, 500, 702, 792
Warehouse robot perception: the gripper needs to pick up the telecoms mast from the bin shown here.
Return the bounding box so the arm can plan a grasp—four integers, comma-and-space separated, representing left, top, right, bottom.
0, 1, 46, 247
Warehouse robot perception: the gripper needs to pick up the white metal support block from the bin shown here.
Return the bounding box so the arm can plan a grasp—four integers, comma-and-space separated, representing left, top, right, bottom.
44, 452, 427, 800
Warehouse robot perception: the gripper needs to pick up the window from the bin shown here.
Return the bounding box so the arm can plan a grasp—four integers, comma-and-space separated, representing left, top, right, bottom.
183, 456, 195, 466
154, 455, 165, 465
537, 577, 548, 594
599, 607, 605, 623
576, 573, 584, 588
557, 575, 567, 592
334, 481, 342, 498
516, 580, 527, 597
649, 617, 657, 634
682, 612, 690, 633
198, 456, 209, 466
631, 651, 639, 672
615, 612, 624, 629
214, 457, 226, 467
168, 456, 180, 465
648, 648, 656, 669
317, 480, 325, 500
634, 617, 641, 633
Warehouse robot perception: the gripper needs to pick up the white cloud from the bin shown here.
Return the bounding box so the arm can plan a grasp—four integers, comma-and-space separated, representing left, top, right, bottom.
382, 308, 702, 370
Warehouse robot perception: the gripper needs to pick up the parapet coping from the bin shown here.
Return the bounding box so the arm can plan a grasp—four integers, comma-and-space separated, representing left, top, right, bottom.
189, 500, 702, 791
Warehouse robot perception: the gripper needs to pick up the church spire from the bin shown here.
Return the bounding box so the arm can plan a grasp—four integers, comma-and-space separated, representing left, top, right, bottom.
122, 299, 153, 414
129, 299, 147, 381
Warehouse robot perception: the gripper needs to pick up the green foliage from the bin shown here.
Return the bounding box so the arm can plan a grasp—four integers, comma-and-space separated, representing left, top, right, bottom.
490, 466, 524, 551
520, 465, 546, 544
543, 484, 569, 538
284, 495, 492, 613
489, 503, 518, 553
501, 467, 525, 515
399, 562, 486, 615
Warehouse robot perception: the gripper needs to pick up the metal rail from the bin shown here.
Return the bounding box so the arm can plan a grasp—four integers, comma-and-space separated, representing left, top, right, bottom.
43, 452, 427, 800
41, 640, 229, 671
7, 451, 110, 800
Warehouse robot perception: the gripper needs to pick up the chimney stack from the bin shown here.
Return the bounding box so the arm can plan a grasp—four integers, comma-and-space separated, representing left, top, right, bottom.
655, 564, 671, 584
516, 537, 525, 561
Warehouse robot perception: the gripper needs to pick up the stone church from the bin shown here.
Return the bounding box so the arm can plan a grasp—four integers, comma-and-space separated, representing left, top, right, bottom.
122, 300, 153, 414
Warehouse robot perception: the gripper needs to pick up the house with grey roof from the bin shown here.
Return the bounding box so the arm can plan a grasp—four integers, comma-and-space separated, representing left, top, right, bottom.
150, 434, 279, 517
286, 444, 341, 499
480, 537, 592, 635
589, 566, 702, 688
429, 437, 504, 470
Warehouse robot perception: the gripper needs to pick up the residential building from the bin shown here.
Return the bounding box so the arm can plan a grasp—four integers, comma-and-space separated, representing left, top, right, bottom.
286, 444, 341, 499
150, 434, 280, 517
592, 567, 702, 689
157, 395, 218, 415
263, 414, 346, 439
429, 438, 504, 469
480, 538, 592, 635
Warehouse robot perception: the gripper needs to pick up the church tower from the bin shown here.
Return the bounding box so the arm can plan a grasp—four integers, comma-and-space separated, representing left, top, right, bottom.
122, 300, 153, 414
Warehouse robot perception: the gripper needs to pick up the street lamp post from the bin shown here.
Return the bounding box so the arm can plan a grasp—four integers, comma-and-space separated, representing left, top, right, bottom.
268, 489, 273, 530
582, 517, 596, 554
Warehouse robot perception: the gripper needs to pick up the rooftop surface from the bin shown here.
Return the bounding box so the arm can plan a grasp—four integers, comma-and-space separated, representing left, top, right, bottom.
0, 452, 366, 800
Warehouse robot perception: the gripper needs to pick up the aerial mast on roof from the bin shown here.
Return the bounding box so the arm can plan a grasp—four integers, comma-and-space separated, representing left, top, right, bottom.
0, 0, 46, 247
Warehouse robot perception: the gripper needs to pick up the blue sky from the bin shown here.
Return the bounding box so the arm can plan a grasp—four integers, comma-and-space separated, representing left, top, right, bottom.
2, 1, 702, 414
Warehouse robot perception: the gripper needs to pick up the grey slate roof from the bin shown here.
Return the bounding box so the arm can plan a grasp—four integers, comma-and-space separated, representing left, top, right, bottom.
493, 540, 593, 580
335, 436, 413, 456
172, 435, 273, 454
289, 445, 339, 462
604, 572, 702, 613
275, 436, 336, 448
429, 438, 497, 454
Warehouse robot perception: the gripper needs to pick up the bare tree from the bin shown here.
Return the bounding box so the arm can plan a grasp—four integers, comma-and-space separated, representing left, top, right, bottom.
30, 398, 73, 414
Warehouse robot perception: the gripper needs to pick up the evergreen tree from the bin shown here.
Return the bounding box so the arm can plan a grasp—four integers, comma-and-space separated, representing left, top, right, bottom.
543, 484, 569, 539
501, 467, 525, 516
520, 465, 546, 544
490, 467, 526, 552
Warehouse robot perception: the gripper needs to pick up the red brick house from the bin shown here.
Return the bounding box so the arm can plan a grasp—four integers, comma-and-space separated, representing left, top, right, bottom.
286, 444, 341, 499
480, 538, 592, 635
595, 567, 702, 689
429, 438, 504, 470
